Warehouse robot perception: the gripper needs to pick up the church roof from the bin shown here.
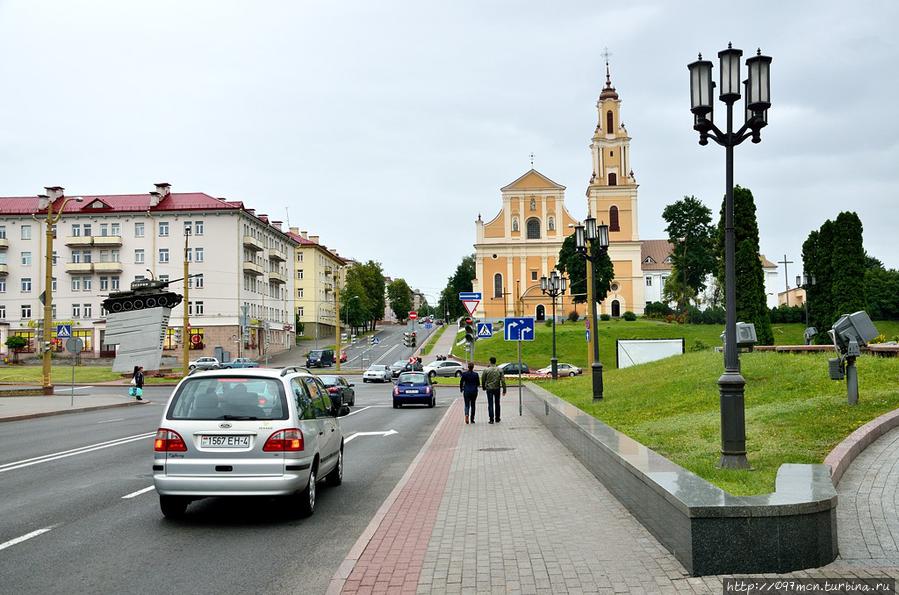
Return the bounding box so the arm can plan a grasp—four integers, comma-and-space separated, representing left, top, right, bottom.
599, 61, 619, 101
641, 240, 674, 271
501, 169, 566, 192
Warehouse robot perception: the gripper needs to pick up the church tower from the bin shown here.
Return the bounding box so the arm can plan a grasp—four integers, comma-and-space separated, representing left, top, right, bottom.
586, 62, 645, 315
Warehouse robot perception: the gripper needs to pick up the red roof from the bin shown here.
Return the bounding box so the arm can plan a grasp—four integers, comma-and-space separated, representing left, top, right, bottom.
287, 231, 346, 265
0, 192, 241, 215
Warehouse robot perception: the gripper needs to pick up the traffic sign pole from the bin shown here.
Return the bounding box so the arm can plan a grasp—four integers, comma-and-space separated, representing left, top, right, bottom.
518, 339, 523, 416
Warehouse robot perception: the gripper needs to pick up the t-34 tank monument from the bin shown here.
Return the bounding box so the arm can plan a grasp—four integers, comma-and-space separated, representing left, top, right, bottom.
102, 276, 186, 373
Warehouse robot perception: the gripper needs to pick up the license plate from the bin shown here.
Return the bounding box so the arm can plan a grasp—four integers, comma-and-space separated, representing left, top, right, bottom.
405, 390, 419, 394
200, 435, 251, 448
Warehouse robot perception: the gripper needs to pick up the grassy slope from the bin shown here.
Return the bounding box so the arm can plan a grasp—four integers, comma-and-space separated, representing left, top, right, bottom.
453, 319, 899, 368
537, 351, 899, 495
0, 366, 122, 383
421, 324, 449, 356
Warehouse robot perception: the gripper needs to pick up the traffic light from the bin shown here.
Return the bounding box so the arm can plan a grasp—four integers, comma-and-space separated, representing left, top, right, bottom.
173, 327, 182, 344
464, 318, 476, 344
403, 332, 417, 347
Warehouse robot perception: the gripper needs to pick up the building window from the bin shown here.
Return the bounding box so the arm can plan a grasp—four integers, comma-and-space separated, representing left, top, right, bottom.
52, 251, 57, 265
194, 248, 204, 262
531, 271, 538, 281
297, 269, 304, 280
51, 277, 56, 291
73, 329, 93, 351
100, 223, 109, 236
298, 306, 304, 317
159, 222, 169, 237
21, 251, 32, 266
111, 276, 120, 290
21, 277, 32, 292
83, 277, 92, 291
512, 217, 519, 232
72, 304, 81, 318
159, 248, 169, 263
22, 304, 32, 318
189, 274, 204, 289
608, 172, 617, 186
195, 301, 204, 315
547, 216, 555, 231
606, 110, 613, 134
21, 225, 32, 240
526, 218, 541, 239
100, 276, 109, 291
135, 249, 145, 264
184, 221, 192, 236
646, 277, 652, 287
298, 288, 304, 298
159, 275, 169, 283
84, 303, 92, 318
111, 223, 120, 235
0, 305, 5, 318
297, 252, 303, 262
83, 224, 92, 236
0, 279, 5, 292
493, 273, 503, 298
194, 221, 204, 236
135, 222, 145, 237
0, 225, 5, 239
609, 206, 620, 231
72, 277, 81, 291
643, 256, 655, 264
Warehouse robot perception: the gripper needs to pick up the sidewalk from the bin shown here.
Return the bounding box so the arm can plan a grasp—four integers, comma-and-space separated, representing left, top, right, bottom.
0, 393, 148, 422
420, 326, 460, 365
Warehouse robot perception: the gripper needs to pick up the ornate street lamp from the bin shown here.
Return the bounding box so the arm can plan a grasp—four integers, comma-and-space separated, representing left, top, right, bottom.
796, 274, 817, 344
575, 216, 609, 400
688, 43, 772, 469
540, 269, 567, 379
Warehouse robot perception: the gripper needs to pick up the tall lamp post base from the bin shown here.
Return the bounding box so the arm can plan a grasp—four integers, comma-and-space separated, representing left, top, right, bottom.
591, 361, 604, 401
550, 357, 558, 380
717, 370, 749, 469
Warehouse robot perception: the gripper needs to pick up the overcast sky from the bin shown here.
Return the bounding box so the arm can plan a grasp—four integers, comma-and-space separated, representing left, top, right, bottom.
1, 0, 896, 301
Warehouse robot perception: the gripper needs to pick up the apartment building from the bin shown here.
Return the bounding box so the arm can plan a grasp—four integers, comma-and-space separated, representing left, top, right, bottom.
0, 184, 297, 362
288, 228, 346, 340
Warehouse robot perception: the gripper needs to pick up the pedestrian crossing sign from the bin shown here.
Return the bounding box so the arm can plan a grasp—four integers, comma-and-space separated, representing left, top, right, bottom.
56, 324, 72, 339
476, 322, 493, 339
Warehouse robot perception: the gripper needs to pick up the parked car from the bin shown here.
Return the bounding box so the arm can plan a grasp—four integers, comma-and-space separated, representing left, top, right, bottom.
392, 371, 436, 408
152, 367, 349, 519
536, 363, 582, 377
188, 357, 220, 371
306, 349, 335, 368
363, 364, 391, 383
319, 375, 355, 406
389, 360, 408, 378
423, 360, 465, 378
498, 362, 530, 375
340, 350, 348, 363
220, 357, 259, 369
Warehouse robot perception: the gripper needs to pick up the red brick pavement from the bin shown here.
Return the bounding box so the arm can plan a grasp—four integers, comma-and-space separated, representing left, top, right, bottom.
341, 399, 462, 594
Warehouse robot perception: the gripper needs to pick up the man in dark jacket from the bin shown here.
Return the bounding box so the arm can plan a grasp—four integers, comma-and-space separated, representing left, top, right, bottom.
481, 356, 506, 423
459, 363, 480, 424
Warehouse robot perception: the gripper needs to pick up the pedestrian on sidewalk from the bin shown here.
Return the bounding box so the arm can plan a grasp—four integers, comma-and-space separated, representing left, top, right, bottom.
130, 365, 144, 401
459, 362, 480, 424
481, 356, 506, 424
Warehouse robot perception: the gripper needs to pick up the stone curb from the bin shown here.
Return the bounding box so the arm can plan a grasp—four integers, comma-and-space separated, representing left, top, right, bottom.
824, 408, 899, 486
0, 399, 150, 423
325, 396, 455, 595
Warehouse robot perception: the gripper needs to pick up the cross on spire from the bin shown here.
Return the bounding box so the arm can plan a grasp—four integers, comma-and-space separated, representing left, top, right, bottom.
599, 47, 619, 100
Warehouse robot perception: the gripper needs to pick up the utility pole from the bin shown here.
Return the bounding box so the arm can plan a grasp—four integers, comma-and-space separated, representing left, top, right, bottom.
182, 227, 190, 376
335, 269, 342, 371
585, 241, 594, 366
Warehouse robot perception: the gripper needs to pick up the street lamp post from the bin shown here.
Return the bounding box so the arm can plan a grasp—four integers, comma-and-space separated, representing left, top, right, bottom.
540, 270, 567, 380
574, 216, 610, 400
40, 189, 82, 394
688, 43, 772, 469
796, 273, 816, 344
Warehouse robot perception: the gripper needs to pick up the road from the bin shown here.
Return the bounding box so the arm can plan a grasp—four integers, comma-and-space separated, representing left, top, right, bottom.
340, 321, 437, 369
0, 381, 452, 594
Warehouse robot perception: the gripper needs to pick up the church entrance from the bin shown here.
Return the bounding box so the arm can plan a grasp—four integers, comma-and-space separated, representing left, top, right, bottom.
611, 300, 621, 318
535, 305, 546, 321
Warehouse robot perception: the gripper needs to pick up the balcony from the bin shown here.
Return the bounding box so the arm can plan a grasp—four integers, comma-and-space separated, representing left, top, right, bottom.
65, 262, 93, 273
93, 235, 123, 247
0, 237, 8, 250
269, 271, 287, 284
242, 260, 264, 276
242, 235, 263, 252
93, 261, 123, 273
268, 248, 287, 262
64, 236, 93, 247
0, 263, 8, 275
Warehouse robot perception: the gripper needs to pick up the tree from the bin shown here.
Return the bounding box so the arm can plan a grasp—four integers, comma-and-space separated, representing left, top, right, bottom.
439, 255, 476, 320
4, 336, 28, 363
556, 234, 614, 305
801, 229, 828, 342
715, 185, 773, 345
662, 195, 716, 310
387, 278, 413, 322
830, 211, 866, 319
865, 263, 899, 321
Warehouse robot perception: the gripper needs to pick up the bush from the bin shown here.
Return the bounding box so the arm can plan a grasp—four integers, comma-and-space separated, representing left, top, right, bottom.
600, 314, 611, 321
544, 320, 553, 327
567, 311, 580, 322
644, 301, 673, 319
689, 340, 709, 352
769, 304, 805, 324
623, 311, 637, 321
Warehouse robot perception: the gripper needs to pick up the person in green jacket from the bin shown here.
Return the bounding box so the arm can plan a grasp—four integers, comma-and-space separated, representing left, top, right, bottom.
481, 357, 506, 424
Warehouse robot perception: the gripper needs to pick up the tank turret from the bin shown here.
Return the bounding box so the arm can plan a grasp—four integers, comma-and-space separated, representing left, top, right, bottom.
102, 277, 184, 313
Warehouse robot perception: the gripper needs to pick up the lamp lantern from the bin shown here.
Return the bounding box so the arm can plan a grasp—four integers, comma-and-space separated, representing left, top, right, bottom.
718, 43, 743, 101
688, 54, 714, 116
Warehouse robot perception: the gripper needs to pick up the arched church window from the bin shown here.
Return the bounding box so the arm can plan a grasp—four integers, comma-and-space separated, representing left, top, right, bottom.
494, 273, 503, 298
606, 110, 614, 134
512, 217, 519, 232
609, 206, 620, 231
530, 198, 537, 211
608, 172, 617, 186
526, 218, 541, 239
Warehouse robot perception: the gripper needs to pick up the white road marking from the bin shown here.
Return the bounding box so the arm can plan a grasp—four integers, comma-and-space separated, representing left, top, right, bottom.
122, 486, 155, 499
0, 526, 56, 551
96, 418, 125, 424
373, 344, 399, 365
0, 432, 155, 474
344, 429, 398, 443
54, 386, 92, 393
344, 406, 372, 417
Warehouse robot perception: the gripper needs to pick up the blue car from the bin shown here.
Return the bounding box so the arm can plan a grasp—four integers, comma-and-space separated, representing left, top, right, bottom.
392, 372, 436, 409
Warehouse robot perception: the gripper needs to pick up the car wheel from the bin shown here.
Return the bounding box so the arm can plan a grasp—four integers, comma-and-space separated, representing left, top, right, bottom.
363, 379, 368, 383
428, 370, 436, 378
569, 372, 576, 377
296, 465, 316, 517
455, 370, 462, 377
326, 447, 343, 487
188, 365, 196, 371
429, 397, 435, 408
159, 495, 189, 519
393, 400, 400, 409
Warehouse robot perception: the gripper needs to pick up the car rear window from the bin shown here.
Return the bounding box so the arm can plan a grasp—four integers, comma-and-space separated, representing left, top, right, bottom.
398, 373, 427, 384
319, 375, 339, 386
167, 377, 288, 420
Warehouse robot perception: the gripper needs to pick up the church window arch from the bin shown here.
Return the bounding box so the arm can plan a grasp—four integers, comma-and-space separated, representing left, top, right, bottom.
547, 216, 555, 231
493, 273, 503, 298
606, 110, 614, 134
608, 172, 617, 186
526, 218, 541, 239
530, 198, 537, 211
609, 206, 620, 231
511, 217, 519, 232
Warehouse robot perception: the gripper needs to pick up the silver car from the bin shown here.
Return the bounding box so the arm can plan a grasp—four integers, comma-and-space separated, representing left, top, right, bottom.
423, 360, 465, 378
152, 367, 348, 519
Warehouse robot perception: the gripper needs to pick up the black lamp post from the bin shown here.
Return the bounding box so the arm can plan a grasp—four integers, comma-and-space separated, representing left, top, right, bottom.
575, 216, 610, 400
796, 274, 816, 344
688, 43, 771, 469
540, 270, 567, 380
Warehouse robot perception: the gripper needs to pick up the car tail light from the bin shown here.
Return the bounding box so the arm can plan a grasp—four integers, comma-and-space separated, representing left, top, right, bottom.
263, 428, 304, 452
154, 428, 187, 452
424, 386, 432, 395
328, 386, 339, 394
393, 387, 399, 396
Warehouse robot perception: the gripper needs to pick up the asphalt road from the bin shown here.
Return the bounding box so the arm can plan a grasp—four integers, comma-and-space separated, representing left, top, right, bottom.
0, 381, 452, 595
341, 321, 437, 369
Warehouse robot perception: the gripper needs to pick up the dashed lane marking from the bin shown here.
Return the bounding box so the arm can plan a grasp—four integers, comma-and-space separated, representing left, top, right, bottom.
122, 486, 155, 499
0, 525, 57, 552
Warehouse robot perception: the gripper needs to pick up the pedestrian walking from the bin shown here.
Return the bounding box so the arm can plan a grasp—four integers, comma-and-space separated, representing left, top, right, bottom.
459, 362, 480, 424
130, 365, 144, 401
481, 356, 506, 424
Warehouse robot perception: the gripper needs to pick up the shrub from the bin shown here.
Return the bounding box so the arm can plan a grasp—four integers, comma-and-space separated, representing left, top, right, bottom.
623, 311, 637, 321
600, 314, 611, 321
769, 304, 805, 324
644, 301, 673, 319
689, 340, 709, 352
544, 320, 553, 327
567, 311, 580, 322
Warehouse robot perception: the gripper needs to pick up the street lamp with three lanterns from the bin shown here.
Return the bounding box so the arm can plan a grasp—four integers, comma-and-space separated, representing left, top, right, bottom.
540, 269, 567, 380
574, 216, 609, 400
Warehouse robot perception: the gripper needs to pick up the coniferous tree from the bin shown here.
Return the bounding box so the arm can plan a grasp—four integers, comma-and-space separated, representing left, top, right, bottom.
715, 185, 773, 345
801, 229, 827, 340
830, 211, 867, 319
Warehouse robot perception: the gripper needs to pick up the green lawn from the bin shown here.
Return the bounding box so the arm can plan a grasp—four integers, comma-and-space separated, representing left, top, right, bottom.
421, 324, 450, 356
537, 351, 899, 496
0, 365, 122, 384
454, 318, 899, 369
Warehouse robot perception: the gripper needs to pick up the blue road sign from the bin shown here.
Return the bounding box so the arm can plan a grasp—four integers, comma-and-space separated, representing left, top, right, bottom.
424, 322, 433, 330
476, 322, 493, 339
458, 292, 482, 301
503, 317, 535, 341
56, 324, 72, 339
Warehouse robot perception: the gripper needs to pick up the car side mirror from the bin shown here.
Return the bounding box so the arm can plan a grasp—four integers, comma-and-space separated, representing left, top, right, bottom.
347, 383, 354, 388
